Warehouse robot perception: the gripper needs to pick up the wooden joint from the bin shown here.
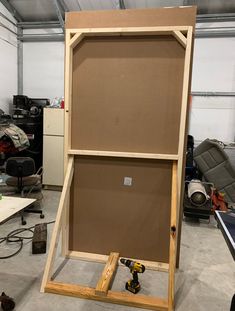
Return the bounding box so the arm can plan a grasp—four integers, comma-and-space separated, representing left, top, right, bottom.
95, 252, 119, 297
69, 32, 84, 49
172, 30, 187, 48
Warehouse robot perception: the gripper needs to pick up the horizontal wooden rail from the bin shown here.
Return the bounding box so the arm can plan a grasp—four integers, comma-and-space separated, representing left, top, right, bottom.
67, 251, 169, 272
69, 26, 189, 35
45, 281, 168, 311
68, 149, 178, 160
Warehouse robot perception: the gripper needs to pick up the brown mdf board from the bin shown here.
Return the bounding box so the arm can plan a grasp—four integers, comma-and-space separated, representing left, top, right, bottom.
69, 156, 172, 263
65, 7, 196, 29
71, 35, 184, 154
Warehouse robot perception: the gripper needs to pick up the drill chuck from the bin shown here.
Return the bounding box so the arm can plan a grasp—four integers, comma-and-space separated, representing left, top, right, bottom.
120, 258, 145, 273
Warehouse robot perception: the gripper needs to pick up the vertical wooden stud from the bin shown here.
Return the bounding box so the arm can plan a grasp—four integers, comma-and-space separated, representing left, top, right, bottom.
176, 26, 193, 266
61, 29, 73, 257
168, 161, 178, 311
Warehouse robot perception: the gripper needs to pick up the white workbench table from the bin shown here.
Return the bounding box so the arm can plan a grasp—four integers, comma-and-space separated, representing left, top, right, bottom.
0, 196, 36, 224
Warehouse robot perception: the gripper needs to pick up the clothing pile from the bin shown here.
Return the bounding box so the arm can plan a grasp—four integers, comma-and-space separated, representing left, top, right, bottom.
0, 123, 29, 153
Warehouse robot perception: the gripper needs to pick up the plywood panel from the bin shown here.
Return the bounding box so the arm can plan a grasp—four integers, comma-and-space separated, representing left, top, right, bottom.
65, 7, 197, 29
71, 36, 184, 154
69, 156, 172, 262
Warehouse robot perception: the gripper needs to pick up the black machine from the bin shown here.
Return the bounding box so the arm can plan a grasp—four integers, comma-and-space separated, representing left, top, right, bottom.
184, 180, 212, 219
215, 210, 235, 310
12, 95, 49, 170
120, 258, 145, 294
184, 135, 212, 219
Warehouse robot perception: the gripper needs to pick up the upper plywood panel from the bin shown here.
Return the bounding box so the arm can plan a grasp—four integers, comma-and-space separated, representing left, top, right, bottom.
71, 35, 184, 154
67, 7, 196, 155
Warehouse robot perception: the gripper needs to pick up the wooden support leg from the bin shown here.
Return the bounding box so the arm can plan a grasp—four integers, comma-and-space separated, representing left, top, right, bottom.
95, 252, 119, 296
168, 161, 178, 311
40, 156, 74, 292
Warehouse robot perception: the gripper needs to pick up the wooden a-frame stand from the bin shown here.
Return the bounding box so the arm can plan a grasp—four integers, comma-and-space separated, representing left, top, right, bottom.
41, 25, 193, 311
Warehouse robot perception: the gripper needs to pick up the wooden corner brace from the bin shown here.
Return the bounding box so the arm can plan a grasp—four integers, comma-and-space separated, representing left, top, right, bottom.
172, 30, 187, 48
69, 32, 84, 49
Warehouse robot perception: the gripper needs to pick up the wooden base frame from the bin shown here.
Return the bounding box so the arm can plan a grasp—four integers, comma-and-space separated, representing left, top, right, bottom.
41, 157, 178, 311
41, 24, 193, 311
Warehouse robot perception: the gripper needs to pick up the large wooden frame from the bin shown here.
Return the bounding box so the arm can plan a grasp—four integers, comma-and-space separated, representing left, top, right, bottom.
41, 24, 193, 311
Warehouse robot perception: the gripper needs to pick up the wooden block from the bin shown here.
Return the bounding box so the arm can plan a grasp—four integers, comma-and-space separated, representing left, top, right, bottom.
45, 281, 168, 311
95, 252, 119, 296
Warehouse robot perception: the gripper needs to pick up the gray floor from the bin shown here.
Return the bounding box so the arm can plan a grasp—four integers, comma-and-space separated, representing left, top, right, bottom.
0, 190, 234, 311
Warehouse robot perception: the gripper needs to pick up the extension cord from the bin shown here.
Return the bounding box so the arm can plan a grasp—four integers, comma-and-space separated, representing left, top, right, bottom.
32, 223, 47, 254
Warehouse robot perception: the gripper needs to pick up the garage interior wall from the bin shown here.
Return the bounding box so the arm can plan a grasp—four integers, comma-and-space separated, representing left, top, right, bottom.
0, 4, 235, 145
0, 3, 17, 114
191, 21, 235, 144
22, 29, 64, 99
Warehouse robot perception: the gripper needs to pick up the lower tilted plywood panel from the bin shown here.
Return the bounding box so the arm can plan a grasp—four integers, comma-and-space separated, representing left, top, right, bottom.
69, 156, 172, 263
45, 282, 168, 311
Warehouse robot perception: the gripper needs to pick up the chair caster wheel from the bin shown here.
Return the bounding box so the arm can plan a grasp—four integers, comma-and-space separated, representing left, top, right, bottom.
22, 220, 27, 225
40, 214, 45, 219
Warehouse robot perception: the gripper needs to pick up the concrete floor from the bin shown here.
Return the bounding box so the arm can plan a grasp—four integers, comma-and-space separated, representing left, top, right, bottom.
0, 190, 234, 311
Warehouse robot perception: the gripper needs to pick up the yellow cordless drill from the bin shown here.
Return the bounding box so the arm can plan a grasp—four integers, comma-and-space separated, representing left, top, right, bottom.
120, 258, 145, 294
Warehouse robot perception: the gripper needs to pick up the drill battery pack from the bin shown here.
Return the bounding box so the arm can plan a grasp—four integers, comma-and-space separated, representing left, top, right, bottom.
32, 223, 47, 254
126, 280, 141, 294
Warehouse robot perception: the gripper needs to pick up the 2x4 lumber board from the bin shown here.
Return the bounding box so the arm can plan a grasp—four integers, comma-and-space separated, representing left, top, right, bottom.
62, 30, 73, 256
68, 26, 189, 36
64, 30, 73, 161
69, 32, 83, 48
176, 25, 193, 266
40, 156, 74, 292
67, 251, 169, 272
45, 281, 168, 311
172, 30, 187, 48
68, 27, 189, 51
168, 161, 178, 311
95, 252, 119, 296
68, 150, 178, 161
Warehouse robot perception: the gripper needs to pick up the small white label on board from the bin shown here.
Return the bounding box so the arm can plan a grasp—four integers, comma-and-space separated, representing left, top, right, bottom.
123, 177, 132, 186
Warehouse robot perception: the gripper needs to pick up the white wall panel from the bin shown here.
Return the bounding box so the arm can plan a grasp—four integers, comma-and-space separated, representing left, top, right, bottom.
192, 37, 235, 92
23, 40, 64, 101
189, 23, 235, 143
189, 97, 235, 143
0, 3, 17, 114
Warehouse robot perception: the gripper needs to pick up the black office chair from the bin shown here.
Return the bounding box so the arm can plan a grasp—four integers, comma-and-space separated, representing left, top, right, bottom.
5, 157, 44, 225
